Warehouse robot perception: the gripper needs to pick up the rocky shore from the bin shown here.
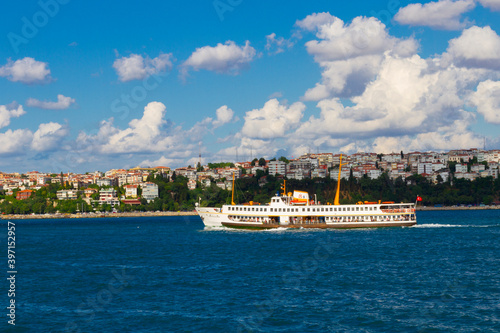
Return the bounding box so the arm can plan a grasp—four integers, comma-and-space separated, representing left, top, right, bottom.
1, 211, 198, 220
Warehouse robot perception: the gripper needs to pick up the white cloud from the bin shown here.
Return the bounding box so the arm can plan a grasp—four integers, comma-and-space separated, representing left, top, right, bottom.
77, 101, 193, 156
26, 94, 75, 110
265, 33, 294, 55
372, 120, 483, 153
394, 0, 475, 30
471, 80, 500, 123
294, 53, 482, 147
31, 122, 69, 151
478, 0, 500, 11
212, 105, 234, 128
0, 104, 25, 129
0, 57, 51, 84
295, 12, 337, 31
303, 16, 416, 62
241, 99, 305, 139
446, 26, 500, 69
181, 40, 256, 77
0, 129, 33, 155
139, 156, 177, 168
298, 15, 418, 99
113, 53, 174, 82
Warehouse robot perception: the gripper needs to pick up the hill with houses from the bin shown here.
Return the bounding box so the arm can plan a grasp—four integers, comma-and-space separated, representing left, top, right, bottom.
1, 149, 500, 215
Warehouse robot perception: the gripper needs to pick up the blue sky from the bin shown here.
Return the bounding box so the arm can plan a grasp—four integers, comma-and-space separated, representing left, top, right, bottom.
1, 0, 500, 173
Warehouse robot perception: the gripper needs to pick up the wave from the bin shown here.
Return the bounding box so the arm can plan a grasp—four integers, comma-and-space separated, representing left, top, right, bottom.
412, 223, 498, 228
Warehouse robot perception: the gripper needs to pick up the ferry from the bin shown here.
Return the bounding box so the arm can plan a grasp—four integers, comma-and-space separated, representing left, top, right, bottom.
196, 156, 418, 230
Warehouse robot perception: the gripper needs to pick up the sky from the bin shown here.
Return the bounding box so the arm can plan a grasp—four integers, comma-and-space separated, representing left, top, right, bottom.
1, 0, 500, 173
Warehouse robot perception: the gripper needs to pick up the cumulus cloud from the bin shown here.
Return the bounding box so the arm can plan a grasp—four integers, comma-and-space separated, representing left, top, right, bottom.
77, 101, 191, 155
0, 129, 33, 155
478, 0, 500, 11
180, 40, 256, 77
31, 122, 69, 151
298, 15, 418, 99
0, 104, 25, 129
372, 120, 483, 153
139, 156, 177, 168
0, 57, 51, 84
26, 94, 75, 110
294, 53, 482, 148
470, 80, 500, 123
113, 53, 174, 82
241, 99, 305, 139
446, 26, 500, 69
212, 105, 235, 128
295, 12, 338, 31
394, 0, 475, 30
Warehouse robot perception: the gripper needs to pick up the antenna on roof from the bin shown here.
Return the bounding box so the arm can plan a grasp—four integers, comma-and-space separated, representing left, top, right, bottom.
198, 142, 201, 167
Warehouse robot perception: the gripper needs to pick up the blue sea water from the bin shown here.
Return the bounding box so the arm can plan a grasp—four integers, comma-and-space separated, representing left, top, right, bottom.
2, 210, 500, 332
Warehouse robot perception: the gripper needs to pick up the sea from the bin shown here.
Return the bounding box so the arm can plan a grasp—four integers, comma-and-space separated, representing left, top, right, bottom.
2, 210, 500, 332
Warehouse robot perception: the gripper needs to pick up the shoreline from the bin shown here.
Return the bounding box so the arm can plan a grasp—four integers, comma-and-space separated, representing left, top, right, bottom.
2, 206, 499, 220
0, 211, 198, 220
417, 206, 500, 211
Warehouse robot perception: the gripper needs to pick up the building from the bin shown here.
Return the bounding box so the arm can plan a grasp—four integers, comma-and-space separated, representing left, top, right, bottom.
268, 160, 287, 176
142, 182, 159, 202
57, 190, 78, 200
99, 189, 120, 206
16, 189, 33, 200
124, 184, 139, 198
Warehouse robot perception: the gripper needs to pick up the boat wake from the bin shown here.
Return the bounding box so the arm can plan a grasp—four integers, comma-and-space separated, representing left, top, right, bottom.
412, 223, 498, 228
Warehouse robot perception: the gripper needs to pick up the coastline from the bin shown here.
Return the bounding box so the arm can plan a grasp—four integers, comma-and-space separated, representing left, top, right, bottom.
417, 206, 500, 211
0, 211, 198, 220
2, 206, 499, 220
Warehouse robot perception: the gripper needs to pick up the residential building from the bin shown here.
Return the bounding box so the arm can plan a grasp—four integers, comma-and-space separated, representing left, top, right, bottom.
57, 190, 78, 200
268, 160, 287, 176
187, 179, 197, 190
99, 189, 120, 206
124, 184, 139, 198
16, 189, 33, 200
142, 182, 159, 202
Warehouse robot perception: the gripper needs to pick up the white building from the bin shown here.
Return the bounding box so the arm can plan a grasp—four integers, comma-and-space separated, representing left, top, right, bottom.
124, 184, 139, 198
268, 160, 287, 176
99, 189, 120, 206
57, 190, 78, 200
142, 182, 159, 201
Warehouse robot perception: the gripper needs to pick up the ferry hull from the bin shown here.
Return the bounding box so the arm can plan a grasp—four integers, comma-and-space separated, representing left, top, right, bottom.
195, 207, 224, 227
221, 221, 417, 230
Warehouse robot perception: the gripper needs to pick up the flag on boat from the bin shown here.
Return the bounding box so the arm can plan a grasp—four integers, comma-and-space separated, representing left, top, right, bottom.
416, 196, 422, 201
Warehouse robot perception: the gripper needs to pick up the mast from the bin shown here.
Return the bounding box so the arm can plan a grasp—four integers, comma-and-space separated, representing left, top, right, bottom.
334, 154, 344, 205
231, 172, 235, 205
281, 179, 286, 196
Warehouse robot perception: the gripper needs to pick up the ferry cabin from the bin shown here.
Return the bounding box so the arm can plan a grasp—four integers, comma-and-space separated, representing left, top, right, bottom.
224, 195, 416, 226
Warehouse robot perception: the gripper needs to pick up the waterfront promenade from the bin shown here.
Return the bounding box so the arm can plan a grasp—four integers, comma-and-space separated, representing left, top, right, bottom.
0, 211, 198, 220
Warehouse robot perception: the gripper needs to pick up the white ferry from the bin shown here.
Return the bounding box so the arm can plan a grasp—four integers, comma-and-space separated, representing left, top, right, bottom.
196, 156, 418, 230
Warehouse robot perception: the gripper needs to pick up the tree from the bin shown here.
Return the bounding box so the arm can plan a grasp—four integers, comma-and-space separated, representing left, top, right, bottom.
258, 157, 266, 166
278, 156, 289, 163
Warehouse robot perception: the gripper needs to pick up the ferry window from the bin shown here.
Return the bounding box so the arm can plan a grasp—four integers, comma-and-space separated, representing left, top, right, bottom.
302, 208, 305, 212
307, 208, 310, 212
